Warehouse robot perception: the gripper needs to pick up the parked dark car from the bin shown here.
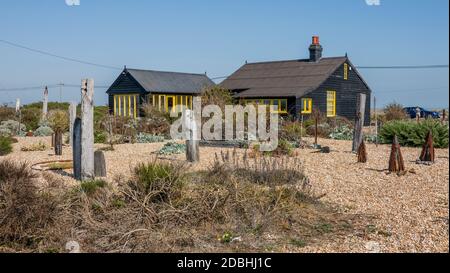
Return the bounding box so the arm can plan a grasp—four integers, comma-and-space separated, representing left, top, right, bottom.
404, 107, 441, 119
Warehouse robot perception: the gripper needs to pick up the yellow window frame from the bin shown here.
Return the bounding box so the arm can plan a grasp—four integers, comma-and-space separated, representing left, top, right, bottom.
113, 94, 138, 118
327, 91, 336, 117
344, 63, 349, 80
301, 98, 313, 114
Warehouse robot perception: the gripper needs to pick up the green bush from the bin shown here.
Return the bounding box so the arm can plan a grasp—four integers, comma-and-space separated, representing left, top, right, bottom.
0, 107, 15, 122
21, 108, 41, 131
329, 125, 354, 140
34, 126, 54, 137
280, 121, 305, 142
380, 120, 449, 148
0, 120, 26, 137
132, 161, 185, 202
158, 142, 186, 155
80, 180, 107, 195
0, 136, 13, 156
136, 133, 165, 143
383, 102, 408, 122
48, 110, 69, 132
94, 131, 107, 144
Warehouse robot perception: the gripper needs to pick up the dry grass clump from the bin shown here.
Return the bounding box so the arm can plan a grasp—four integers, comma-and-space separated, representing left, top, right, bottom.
0, 155, 369, 253
0, 160, 63, 250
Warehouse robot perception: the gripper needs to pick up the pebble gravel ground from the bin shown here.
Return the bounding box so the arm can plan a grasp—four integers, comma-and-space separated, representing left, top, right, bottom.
4, 136, 449, 253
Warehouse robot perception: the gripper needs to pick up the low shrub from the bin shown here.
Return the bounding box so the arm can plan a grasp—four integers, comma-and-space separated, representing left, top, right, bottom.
383, 102, 408, 122
158, 142, 186, 155
0, 107, 15, 122
21, 141, 48, 152
380, 120, 449, 148
48, 110, 69, 132
0, 120, 26, 136
306, 123, 331, 138
80, 180, 108, 195
136, 133, 165, 144
280, 121, 305, 142
34, 126, 54, 137
329, 125, 354, 140
0, 136, 13, 156
0, 160, 61, 246
21, 108, 41, 131
131, 161, 186, 202
94, 131, 107, 144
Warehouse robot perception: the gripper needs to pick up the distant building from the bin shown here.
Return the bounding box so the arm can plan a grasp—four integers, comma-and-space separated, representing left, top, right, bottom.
220, 36, 372, 125
106, 68, 215, 118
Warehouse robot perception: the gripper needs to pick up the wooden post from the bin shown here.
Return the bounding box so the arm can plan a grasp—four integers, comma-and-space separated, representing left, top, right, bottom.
184, 109, 199, 162
42, 86, 49, 121
80, 79, 95, 180
352, 93, 367, 153
374, 96, 379, 147
54, 130, 63, 156
73, 118, 82, 180
69, 102, 77, 148
442, 109, 446, 125
389, 135, 405, 174
15, 98, 21, 136
419, 131, 435, 163
94, 151, 107, 177
314, 114, 318, 146
357, 140, 367, 163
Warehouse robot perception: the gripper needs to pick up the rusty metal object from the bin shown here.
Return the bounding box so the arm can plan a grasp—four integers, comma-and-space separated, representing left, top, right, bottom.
419, 131, 435, 163
389, 135, 405, 174
357, 140, 367, 163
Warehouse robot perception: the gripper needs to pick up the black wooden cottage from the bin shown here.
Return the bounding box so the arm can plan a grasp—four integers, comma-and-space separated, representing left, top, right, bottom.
106, 68, 215, 118
221, 36, 372, 125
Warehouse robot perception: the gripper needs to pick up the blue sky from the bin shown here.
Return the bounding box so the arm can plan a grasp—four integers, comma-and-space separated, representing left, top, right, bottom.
0, 0, 448, 108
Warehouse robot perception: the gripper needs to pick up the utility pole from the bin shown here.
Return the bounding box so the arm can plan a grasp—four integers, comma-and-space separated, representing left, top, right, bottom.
59, 82, 64, 103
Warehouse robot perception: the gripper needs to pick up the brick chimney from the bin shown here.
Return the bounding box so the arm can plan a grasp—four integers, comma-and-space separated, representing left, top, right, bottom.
309, 36, 323, 62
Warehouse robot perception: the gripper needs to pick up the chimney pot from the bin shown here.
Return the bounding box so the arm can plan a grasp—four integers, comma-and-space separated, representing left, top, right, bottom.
312, 36, 320, 45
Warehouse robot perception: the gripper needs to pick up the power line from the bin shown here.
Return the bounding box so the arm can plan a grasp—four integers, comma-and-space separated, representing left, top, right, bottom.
356, 65, 449, 69
0, 84, 109, 92
0, 39, 122, 70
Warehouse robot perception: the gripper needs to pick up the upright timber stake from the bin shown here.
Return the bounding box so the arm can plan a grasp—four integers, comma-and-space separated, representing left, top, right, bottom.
388, 135, 405, 174
54, 130, 63, 156
94, 151, 107, 177
69, 102, 77, 147
419, 131, 435, 163
184, 109, 199, 163
73, 118, 82, 180
80, 79, 95, 180
42, 86, 49, 121
352, 93, 367, 153
357, 140, 367, 163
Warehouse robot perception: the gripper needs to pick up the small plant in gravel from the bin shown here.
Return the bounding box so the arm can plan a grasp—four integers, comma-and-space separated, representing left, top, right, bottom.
0, 136, 13, 156
21, 141, 48, 152
158, 142, 186, 155
80, 180, 107, 195
136, 133, 165, 144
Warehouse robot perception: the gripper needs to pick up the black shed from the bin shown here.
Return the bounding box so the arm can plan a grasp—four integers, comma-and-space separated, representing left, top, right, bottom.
220, 36, 372, 125
106, 68, 215, 118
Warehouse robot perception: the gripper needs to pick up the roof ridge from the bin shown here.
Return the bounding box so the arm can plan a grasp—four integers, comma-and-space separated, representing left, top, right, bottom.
245, 56, 347, 65
127, 68, 208, 77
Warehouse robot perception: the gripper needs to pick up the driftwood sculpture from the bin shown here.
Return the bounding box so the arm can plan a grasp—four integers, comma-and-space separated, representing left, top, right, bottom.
389, 135, 405, 173
357, 140, 367, 163
419, 131, 435, 163
54, 130, 63, 156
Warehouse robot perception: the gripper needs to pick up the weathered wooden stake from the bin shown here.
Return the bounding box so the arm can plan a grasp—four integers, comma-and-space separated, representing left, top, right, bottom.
388, 135, 405, 174
352, 93, 367, 153
184, 109, 199, 162
73, 118, 82, 180
69, 102, 77, 147
42, 86, 49, 121
374, 96, 379, 147
357, 140, 367, 163
419, 131, 435, 163
94, 151, 107, 177
54, 130, 63, 156
80, 79, 95, 180
442, 109, 446, 125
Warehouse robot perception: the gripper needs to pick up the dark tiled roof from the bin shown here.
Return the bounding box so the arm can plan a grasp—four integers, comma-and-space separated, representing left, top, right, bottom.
220, 57, 347, 98
127, 68, 215, 94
